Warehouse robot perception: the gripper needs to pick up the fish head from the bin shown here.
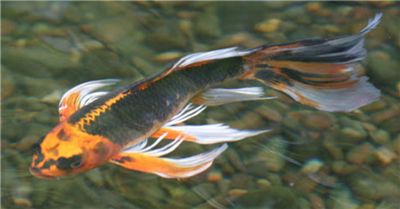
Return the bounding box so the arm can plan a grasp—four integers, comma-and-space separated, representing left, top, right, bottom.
30, 123, 119, 179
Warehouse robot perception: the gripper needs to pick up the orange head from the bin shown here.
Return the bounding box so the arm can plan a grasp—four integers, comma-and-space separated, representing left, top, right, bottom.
30, 123, 120, 179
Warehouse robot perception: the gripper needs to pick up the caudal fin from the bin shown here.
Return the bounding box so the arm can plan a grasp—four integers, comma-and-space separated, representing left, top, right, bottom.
242, 14, 382, 112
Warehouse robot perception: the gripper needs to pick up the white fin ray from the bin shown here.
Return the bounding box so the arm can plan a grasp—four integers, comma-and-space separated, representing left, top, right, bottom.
165, 123, 269, 144
165, 103, 207, 126
173, 47, 254, 68
59, 79, 119, 113
198, 87, 276, 106
122, 132, 184, 157
155, 144, 228, 178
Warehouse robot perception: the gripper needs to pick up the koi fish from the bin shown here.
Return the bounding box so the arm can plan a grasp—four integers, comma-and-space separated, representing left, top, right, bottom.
30, 14, 381, 179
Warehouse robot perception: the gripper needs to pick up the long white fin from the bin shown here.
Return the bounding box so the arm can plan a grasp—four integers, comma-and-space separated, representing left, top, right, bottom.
163, 124, 269, 144
196, 87, 276, 106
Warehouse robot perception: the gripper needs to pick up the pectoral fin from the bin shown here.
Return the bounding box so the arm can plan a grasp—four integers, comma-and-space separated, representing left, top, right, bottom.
110, 144, 228, 178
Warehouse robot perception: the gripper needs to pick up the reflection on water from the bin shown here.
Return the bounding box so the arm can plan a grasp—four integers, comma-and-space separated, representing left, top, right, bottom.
2, 2, 400, 209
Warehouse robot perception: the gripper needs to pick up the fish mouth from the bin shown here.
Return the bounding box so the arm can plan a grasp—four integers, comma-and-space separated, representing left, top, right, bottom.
29, 166, 56, 180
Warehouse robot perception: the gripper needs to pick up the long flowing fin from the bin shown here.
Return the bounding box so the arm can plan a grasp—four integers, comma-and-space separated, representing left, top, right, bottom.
58, 79, 119, 121
242, 14, 382, 112
192, 87, 276, 106
110, 142, 228, 178
152, 124, 269, 144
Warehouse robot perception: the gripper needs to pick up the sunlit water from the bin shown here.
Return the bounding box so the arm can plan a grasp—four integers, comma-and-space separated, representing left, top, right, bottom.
2, 2, 400, 209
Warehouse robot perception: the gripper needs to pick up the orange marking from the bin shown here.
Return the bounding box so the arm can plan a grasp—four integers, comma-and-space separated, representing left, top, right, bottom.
152, 128, 197, 142
110, 152, 208, 178
76, 92, 129, 130
264, 61, 349, 74
31, 122, 121, 178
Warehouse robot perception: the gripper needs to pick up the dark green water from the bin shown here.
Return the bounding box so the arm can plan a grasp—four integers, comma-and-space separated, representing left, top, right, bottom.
2, 2, 400, 209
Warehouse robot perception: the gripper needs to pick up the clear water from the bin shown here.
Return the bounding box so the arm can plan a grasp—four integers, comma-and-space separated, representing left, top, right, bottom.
2, 2, 400, 209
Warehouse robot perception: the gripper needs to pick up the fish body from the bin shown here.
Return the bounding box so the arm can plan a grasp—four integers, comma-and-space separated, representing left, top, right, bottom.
31, 14, 382, 179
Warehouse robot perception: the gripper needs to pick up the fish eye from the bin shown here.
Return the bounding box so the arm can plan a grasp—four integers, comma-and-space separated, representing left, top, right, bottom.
56, 155, 83, 170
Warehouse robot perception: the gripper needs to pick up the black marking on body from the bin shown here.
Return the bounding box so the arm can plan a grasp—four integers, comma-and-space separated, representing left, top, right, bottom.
56, 155, 83, 170
41, 159, 56, 169
255, 70, 292, 86
113, 156, 134, 163
69, 57, 244, 145
32, 136, 45, 165
57, 129, 70, 141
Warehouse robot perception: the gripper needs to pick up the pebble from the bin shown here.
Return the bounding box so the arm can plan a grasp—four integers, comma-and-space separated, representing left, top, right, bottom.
346, 143, 374, 165
350, 174, 400, 200
256, 179, 271, 190
228, 189, 248, 198
309, 194, 326, 209
392, 135, 400, 154
207, 171, 222, 182
12, 182, 33, 208
341, 127, 367, 141
371, 105, 400, 124
1, 68, 15, 99
374, 146, 397, 166
1, 19, 16, 35
331, 161, 358, 175
303, 112, 335, 130
153, 51, 182, 63
301, 158, 323, 174
255, 105, 283, 122
368, 50, 400, 88
254, 18, 281, 33
370, 129, 390, 145
323, 139, 344, 160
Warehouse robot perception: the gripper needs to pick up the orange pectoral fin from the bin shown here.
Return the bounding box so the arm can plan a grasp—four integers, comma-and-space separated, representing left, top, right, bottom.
109, 144, 228, 178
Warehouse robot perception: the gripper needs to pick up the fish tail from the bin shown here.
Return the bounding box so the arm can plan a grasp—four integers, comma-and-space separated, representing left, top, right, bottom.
241, 13, 382, 112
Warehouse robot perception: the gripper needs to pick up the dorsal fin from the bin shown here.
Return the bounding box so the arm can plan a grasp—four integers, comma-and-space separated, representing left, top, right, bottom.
58, 79, 119, 121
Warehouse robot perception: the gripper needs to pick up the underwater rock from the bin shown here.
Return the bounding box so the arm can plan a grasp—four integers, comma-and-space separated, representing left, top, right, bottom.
283, 172, 318, 193
374, 146, 397, 166
309, 194, 326, 209
154, 51, 183, 63
1, 19, 16, 35
328, 187, 359, 209
254, 18, 281, 33
368, 50, 400, 88
371, 105, 400, 124
303, 112, 335, 130
230, 173, 255, 190
323, 139, 344, 160
11, 181, 33, 208
370, 129, 390, 145
301, 158, 323, 174
256, 179, 271, 190
255, 105, 283, 122
193, 7, 221, 38
255, 136, 288, 172
331, 161, 358, 175
207, 171, 222, 182
346, 143, 374, 165
228, 189, 248, 198
350, 173, 400, 200
392, 135, 400, 154
1, 68, 16, 100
